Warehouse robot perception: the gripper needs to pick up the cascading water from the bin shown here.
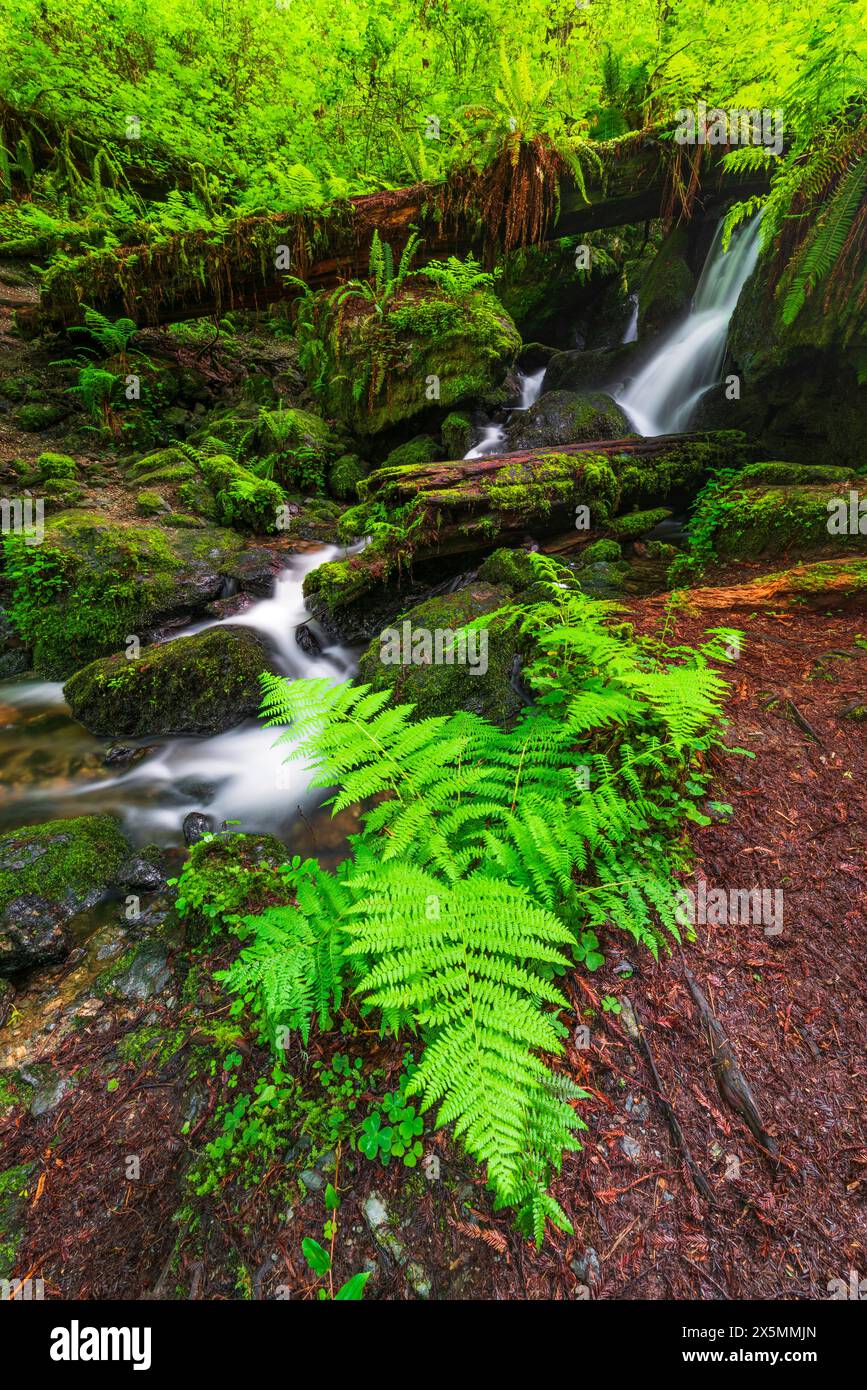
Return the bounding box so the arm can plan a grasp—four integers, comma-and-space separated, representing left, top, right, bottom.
621, 293, 639, 344
0, 545, 356, 845
614, 216, 762, 436
462, 366, 545, 458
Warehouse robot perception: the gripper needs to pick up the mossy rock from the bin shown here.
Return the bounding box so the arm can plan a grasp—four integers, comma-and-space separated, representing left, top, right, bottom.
607, 508, 671, 542
382, 435, 439, 470
711, 483, 867, 560
306, 277, 521, 436
63, 625, 277, 737
637, 226, 695, 336
41, 479, 84, 506
505, 390, 630, 451
2, 513, 244, 677
36, 451, 77, 481
357, 582, 520, 721
136, 490, 170, 515
441, 412, 473, 460
328, 452, 368, 502
129, 447, 192, 479
0, 814, 129, 918
736, 460, 853, 486
542, 344, 640, 396
199, 456, 285, 532
14, 402, 65, 432
581, 538, 622, 564
477, 548, 545, 592
175, 831, 289, 942
303, 553, 387, 612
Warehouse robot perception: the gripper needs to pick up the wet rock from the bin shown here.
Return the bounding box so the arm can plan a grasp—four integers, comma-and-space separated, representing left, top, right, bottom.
571, 1247, 601, 1286
620, 1134, 642, 1161
542, 344, 641, 397
203, 592, 256, 620
19, 1062, 76, 1117
183, 812, 213, 847
363, 1192, 432, 1299
102, 743, 160, 768
505, 389, 630, 451
0, 896, 70, 973
116, 856, 165, 893
575, 560, 629, 599
299, 1168, 325, 1192
64, 626, 277, 737
106, 941, 171, 1002
295, 622, 321, 656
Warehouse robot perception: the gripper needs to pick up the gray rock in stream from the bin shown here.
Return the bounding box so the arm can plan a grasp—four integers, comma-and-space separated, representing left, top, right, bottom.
0, 896, 70, 973
183, 812, 213, 847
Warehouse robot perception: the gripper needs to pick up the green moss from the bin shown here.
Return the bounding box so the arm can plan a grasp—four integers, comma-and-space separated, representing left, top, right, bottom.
328, 452, 367, 502
199, 456, 285, 532
477, 547, 546, 591
159, 512, 207, 528
240, 406, 338, 494
607, 508, 671, 542
485, 451, 618, 522
303, 554, 385, 610
617, 433, 751, 507
1, 514, 242, 677
581, 538, 622, 563
736, 460, 854, 486
382, 435, 439, 470
63, 626, 274, 736
133, 462, 198, 487
304, 278, 520, 436
36, 451, 77, 481
117, 1023, 189, 1070
15, 402, 64, 432
714, 484, 867, 560
0, 1163, 34, 1279
129, 447, 191, 479
41, 479, 84, 506
0, 814, 129, 915
174, 832, 289, 939
441, 412, 473, 460
637, 226, 695, 336
136, 490, 167, 515
357, 582, 519, 721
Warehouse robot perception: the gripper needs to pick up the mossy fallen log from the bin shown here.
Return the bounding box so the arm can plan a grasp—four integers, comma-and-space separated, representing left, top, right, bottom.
21, 135, 770, 333
305, 430, 750, 617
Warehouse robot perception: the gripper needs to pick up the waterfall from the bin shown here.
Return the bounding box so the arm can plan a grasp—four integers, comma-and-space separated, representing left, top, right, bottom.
621, 293, 639, 344
463, 366, 545, 458
614, 216, 762, 436
464, 423, 507, 458
516, 367, 546, 410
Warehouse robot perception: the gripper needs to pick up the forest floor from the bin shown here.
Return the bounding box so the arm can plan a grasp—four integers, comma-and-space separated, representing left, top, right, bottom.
3, 571, 864, 1301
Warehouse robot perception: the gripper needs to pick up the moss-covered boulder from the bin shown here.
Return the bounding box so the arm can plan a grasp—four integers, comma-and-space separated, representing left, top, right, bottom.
327, 453, 367, 501
542, 345, 640, 397
1, 513, 244, 677
199, 456, 285, 532
239, 406, 340, 495
381, 435, 439, 470
63, 625, 276, 737
36, 451, 77, 481
700, 481, 867, 561
505, 390, 630, 451
357, 582, 521, 721
616, 431, 752, 509
637, 225, 695, 337
303, 277, 520, 437
607, 508, 672, 542
441, 412, 473, 460
0, 814, 129, 929
174, 831, 289, 942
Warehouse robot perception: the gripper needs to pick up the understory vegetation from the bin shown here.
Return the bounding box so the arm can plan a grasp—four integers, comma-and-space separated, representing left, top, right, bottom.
180, 560, 741, 1242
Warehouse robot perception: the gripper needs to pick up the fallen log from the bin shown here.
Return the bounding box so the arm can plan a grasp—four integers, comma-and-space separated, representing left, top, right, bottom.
20, 133, 770, 333
305, 430, 751, 615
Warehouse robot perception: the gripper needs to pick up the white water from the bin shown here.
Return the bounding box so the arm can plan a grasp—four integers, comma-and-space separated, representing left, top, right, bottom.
463, 423, 507, 458
0, 545, 356, 844
462, 366, 545, 458
614, 216, 762, 436
621, 293, 639, 344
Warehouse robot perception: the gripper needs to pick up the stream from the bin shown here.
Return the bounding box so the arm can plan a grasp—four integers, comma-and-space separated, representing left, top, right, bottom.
1, 219, 758, 871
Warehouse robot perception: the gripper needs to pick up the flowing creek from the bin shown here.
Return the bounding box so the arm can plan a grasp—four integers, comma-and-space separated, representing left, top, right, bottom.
1, 221, 758, 973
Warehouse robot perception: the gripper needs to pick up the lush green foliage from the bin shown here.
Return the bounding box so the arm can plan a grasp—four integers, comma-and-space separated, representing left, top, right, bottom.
218, 556, 739, 1243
